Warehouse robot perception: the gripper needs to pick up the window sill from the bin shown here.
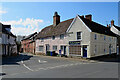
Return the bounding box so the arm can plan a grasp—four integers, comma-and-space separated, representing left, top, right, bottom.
77, 39, 82, 41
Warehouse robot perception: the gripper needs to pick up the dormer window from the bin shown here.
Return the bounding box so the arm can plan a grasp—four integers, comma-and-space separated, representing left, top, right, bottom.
52, 36, 55, 40
60, 34, 64, 39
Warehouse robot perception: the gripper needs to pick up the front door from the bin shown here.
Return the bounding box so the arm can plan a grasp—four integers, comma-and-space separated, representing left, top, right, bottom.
109, 44, 111, 55
83, 46, 87, 57
63, 46, 66, 55
46, 44, 49, 53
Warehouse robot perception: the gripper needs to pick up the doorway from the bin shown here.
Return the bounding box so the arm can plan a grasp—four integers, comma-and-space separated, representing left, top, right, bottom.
61, 46, 66, 55
83, 46, 87, 57
63, 46, 66, 55
46, 44, 50, 53
109, 44, 111, 55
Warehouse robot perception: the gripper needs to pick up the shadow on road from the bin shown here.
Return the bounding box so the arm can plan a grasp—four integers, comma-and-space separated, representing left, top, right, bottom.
0, 73, 6, 76
2, 53, 33, 65
90, 54, 120, 63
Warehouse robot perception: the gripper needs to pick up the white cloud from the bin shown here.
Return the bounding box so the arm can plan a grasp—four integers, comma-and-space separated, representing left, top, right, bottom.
2, 18, 43, 36
0, 8, 7, 14
11, 26, 41, 36
0, 10, 7, 14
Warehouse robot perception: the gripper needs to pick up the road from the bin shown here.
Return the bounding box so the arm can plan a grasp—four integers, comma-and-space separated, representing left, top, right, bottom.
1, 53, 119, 78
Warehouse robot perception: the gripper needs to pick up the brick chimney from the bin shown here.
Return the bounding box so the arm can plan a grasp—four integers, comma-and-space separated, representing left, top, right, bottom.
53, 12, 60, 26
81, 15, 84, 18
107, 24, 110, 28
111, 20, 114, 26
85, 14, 92, 21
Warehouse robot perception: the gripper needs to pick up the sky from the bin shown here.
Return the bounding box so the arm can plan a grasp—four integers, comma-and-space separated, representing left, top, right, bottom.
0, 2, 119, 36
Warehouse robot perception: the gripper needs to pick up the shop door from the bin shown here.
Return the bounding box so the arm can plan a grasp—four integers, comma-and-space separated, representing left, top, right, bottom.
83, 46, 87, 57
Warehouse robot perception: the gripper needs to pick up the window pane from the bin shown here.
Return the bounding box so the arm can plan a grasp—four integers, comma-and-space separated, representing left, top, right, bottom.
104, 36, 106, 40
53, 46, 57, 51
60, 46, 63, 50
94, 34, 97, 40
39, 46, 43, 51
60, 34, 64, 39
77, 32, 81, 40
52, 36, 55, 40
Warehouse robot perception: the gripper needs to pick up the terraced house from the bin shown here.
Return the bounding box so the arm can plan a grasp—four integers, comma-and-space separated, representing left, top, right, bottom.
36, 12, 117, 58
21, 32, 37, 54
0, 22, 17, 56
110, 20, 120, 55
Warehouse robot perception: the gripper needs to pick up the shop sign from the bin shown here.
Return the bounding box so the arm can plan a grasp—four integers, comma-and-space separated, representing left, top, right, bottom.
69, 41, 81, 45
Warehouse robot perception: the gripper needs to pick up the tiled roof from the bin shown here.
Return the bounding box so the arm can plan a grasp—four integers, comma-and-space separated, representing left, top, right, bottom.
114, 25, 120, 31
78, 15, 116, 37
2, 24, 16, 38
36, 18, 74, 39
22, 32, 37, 41
36, 15, 116, 39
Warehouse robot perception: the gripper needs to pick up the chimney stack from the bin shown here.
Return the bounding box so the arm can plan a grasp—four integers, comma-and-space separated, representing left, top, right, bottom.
85, 14, 92, 21
81, 15, 84, 18
111, 20, 114, 26
107, 24, 110, 28
53, 12, 60, 26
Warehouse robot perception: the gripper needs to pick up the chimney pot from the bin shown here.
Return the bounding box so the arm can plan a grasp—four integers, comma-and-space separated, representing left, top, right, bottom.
107, 24, 109, 27
107, 24, 111, 28
111, 20, 114, 26
81, 15, 84, 18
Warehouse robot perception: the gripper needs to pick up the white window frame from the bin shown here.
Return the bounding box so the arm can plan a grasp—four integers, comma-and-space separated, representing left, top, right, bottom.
77, 32, 82, 40
60, 34, 64, 39
52, 36, 55, 40
53, 45, 57, 51
39, 46, 44, 52
94, 34, 97, 40
60, 46, 64, 51
41, 38, 44, 42
104, 48, 106, 53
109, 37, 111, 41
94, 45, 97, 54
104, 36, 106, 40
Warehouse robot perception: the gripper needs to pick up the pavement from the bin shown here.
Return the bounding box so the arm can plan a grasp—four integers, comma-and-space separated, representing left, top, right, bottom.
1, 53, 119, 78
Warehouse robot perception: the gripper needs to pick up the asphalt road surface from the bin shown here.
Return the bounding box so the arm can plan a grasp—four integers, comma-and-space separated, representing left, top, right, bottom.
1, 53, 119, 78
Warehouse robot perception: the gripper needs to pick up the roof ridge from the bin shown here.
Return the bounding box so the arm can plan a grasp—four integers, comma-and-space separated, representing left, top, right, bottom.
78, 15, 116, 37
78, 15, 106, 28
60, 18, 74, 23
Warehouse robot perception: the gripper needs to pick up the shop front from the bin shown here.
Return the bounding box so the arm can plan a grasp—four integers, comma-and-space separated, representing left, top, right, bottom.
69, 41, 81, 56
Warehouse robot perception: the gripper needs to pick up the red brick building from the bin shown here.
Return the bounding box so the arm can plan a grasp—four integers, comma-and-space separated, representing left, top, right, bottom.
21, 32, 37, 54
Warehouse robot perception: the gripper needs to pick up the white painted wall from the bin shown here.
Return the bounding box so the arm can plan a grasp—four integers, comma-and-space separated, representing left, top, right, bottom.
67, 16, 91, 57
36, 15, 117, 58
9, 36, 16, 45
67, 16, 91, 44
36, 34, 69, 55
90, 32, 117, 57
1, 33, 17, 55
2, 34, 8, 44
67, 16, 117, 58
